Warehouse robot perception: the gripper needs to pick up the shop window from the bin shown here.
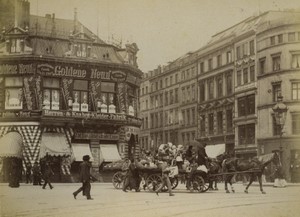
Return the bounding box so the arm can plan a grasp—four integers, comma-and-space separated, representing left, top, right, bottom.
292, 82, 300, 100
72, 80, 88, 112
43, 78, 60, 110
5, 77, 23, 110
99, 82, 116, 113
291, 54, 300, 69
238, 123, 255, 145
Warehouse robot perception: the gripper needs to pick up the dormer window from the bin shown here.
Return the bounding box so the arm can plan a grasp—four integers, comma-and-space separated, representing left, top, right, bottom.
74, 43, 87, 57
7, 38, 24, 53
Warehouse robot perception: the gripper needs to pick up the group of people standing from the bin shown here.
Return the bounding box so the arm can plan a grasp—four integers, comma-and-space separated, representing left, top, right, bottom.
25, 161, 54, 189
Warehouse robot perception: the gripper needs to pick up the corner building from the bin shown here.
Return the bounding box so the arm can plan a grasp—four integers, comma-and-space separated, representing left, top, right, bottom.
0, 0, 142, 182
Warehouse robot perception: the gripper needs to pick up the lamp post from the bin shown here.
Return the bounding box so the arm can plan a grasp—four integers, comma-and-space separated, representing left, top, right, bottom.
272, 95, 288, 181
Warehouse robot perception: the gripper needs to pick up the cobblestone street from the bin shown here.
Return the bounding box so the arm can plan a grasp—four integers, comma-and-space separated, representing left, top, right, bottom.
1, 182, 300, 217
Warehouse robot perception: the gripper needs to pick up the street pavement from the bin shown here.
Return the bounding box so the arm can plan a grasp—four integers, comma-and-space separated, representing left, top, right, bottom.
1, 182, 300, 217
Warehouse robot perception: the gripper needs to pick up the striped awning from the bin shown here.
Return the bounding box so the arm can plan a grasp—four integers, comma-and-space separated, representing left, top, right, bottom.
39, 133, 71, 158
0, 132, 23, 158
100, 144, 121, 164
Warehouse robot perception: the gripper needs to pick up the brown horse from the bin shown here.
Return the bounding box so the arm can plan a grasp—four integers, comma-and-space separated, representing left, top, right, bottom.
222, 152, 280, 194
207, 152, 231, 190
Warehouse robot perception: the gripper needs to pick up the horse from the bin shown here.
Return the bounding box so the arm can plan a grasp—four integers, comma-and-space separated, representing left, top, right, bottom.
222, 152, 280, 194
207, 152, 231, 191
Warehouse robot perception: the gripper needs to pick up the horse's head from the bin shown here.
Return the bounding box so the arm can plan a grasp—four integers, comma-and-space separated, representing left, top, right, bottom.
272, 151, 281, 167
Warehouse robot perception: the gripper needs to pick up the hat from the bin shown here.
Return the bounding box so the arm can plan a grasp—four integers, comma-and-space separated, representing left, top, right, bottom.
83, 155, 90, 161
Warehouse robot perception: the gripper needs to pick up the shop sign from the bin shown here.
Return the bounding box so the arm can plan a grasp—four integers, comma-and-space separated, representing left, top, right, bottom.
0, 64, 35, 75
111, 71, 127, 82
0, 111, 35, 118
74, 132, 119, 140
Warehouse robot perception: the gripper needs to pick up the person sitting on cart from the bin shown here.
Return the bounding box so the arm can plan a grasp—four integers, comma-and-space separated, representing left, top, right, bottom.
155, 159, 175, 196
122, 157, 140, 192
197, 143, 209, 171
158, 144, 170, 161
175, 144, 184, 169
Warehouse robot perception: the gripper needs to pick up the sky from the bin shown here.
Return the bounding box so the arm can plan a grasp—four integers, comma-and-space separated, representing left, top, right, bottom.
29, 0, 300, 73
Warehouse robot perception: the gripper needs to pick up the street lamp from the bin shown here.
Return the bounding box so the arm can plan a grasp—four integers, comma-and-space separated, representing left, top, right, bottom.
272, 95, 288, 183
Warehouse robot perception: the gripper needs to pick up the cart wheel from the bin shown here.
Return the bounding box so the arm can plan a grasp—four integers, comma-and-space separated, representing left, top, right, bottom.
112, 171, 124, 189
193, 175, 209, 193
146, 174, 162, 192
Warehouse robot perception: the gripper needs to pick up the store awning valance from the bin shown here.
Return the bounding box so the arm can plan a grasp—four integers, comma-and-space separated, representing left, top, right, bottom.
206, 144, 225, 158
100, 144, 121, 163
0, 132, 23, 158
39, 133, 71, 158
71, 143, 94, 162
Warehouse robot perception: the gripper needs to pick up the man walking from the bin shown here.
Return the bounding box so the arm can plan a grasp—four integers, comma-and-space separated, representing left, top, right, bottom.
42, 162, 54, 189
155, 160, 174, 196
73, 155, 93, 200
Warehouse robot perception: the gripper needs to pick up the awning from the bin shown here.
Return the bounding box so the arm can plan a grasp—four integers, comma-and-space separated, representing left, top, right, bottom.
39, 133, 71, 158
100, 144, 121, 163
206, 144, 225, 158
71, 143, 94, 162
0, 132, 23, 158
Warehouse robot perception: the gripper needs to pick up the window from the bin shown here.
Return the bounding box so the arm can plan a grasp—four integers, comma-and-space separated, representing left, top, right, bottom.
226, 109, 233, 133
182, 110, 185, 125
155, 82, 158, 91
165, 91, 168, 106
182, 133, 185, 144
191, 108, 195, 125
191, 85, 195, 101
226, 51, 232, 63
208, 113, 214, 135
146, 86, 148, 94
243, 68, 248, 84
208, 79, 214, 99
8, 39, 24, 53
182, 88, 185, 103
243, 43, 248, 56
175, 88, 178, 103
200, 62, 204, 73
237, 70, 242, 86
100, 82, 116, 114
288, 32, 296, 42
145, 117, 148, 129
250, 65, 255, 82
259, 58, 266, 74
155, 95, 158, 108
142, 87, 144, 95
160, 80, 163, 88
292, 54, 300, 68
238, 123, 255, 145
272, 55, 281, 71
170, 90, 173, 104
174, 109, 178, 124
150, 114, 154, 128
236, 46, 241, 59
160, 94, 163, 107
273, 115, 281, 136
187, 109, 190, 125
278, 34, 283, 43
226, 73, 232, 95
181, 71, 185, 80
217, 111, 223, 134
170, 76, 173, 85
5, 77, 23, 110
292, 114, 300, 134
270, 36, 276, 45
200, 115, 205, 136
43, 78, 60, 110
238, 94, 255, 116
75, 43, 87, 57
208, 58, 213, 71
199, 82, 205, 102
272, 83, 281, 102
186, 132, 190, 142
292, 82, 300, 100
217, 55, 222, 67
146, 100, 148, 109
186, 69, 190, 79
165, 77, 168, 87
249, 40, 255, 55
217, 76, 223, 98
187, 86, 190, 102
175, 74, 178, 83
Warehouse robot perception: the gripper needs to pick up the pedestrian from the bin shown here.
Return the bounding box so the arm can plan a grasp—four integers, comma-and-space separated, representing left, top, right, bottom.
42, 162, 54, 189
32, 162, 42, 185
25, 164, 32, 184
123, 157, 140, 192
9, 158, 20, 188
155, 160, 174, 196
73, 155, 93, 200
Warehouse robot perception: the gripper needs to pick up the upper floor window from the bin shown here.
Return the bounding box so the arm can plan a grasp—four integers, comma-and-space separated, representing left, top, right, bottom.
73, 80, 89, 112
292, 82, 300, 100
270, 36, 276, 45
101, 82, 116, 114
217, 111, 223, 134
226, 109, 233, 133
200, 62, 204, 73
5, 77, 23, 110
170, 76, 173, 85
236, 46, 241, 59
226, 73, 232, 95
165, 77, 168, 87
243, 68, 248, 84
199, 82, 205, 102
182, 88, 185, 103
249, 40, 255, 55
186, 86, 191, 102
272, 83, 281, 102
238, 123, 255, 145
217, 55, 222, 67
208, 58, 213, 71
208, 113, 214, 135
292, 114, 300, 135
237, 70, 242, 86
175, 74, 178, 83
278, 34, 283, 43
74, 43, 89, 57
272, 55, 281, 71
175, 88, 178, 103
250, 65, 255, 82
200, 115, 206, 136
43, 78, 60, 110
226, 51, 232, 63
208, 79, 214, 99
238, 94, 255, 116
288, 32, 296, 42
292, 53, 300, 69
165, 91, 168, 106
7, 39, 24, 53
217, 76, 223, 98
191, 85, 195, 101
259, 58, 266, 74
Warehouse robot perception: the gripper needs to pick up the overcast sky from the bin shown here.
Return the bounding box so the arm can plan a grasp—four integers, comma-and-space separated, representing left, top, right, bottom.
29, 0, 300, 72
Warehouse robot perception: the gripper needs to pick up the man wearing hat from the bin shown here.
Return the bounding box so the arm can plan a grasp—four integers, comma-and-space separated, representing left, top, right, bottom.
73, 155, 93, 200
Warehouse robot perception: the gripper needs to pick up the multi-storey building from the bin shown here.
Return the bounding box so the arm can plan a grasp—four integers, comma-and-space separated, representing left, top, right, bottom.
139, 10, 300, 182
0, 0, 142, 182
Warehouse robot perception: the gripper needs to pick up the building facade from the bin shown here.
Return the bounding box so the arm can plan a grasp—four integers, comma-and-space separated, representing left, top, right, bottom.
0, 0, 142, 182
